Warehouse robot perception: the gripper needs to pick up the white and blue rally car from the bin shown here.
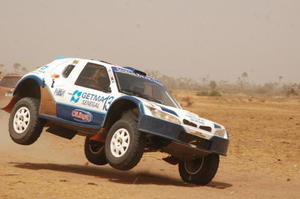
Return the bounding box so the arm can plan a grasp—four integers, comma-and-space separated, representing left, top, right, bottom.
1, 57, 229, 185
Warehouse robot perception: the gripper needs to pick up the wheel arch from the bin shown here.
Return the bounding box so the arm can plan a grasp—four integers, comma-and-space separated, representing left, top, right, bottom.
102, 96, 145, 130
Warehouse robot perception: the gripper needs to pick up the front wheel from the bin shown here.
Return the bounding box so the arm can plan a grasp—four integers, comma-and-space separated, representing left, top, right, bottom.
178, 154, 219, 185
9, 97, 45, 145
105, 117, 144, 170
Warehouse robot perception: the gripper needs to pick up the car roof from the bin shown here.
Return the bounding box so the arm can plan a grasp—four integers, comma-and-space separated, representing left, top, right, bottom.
57, 57, 165, 88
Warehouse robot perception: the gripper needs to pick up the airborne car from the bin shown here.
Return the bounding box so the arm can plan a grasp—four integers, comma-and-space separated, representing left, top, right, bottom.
1, 58, 229, 185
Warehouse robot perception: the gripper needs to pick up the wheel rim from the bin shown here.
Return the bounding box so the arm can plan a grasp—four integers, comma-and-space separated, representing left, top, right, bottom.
13, 106, 31, 134
89, 142, 104, 154
184, 157, 205, 175
110, 128, 130, 158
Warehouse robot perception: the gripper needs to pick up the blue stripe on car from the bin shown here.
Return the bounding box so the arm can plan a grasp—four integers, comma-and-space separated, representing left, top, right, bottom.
111, 66, 164, 87
160, 106, 178, 116
39, 114, 101, 130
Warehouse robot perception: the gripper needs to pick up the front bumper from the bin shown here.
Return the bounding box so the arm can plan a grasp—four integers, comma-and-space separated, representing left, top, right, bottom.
138, 115, 229, 157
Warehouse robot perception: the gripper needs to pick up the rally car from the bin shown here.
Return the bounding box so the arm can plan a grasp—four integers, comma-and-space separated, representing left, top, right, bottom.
1, 57, 229, 185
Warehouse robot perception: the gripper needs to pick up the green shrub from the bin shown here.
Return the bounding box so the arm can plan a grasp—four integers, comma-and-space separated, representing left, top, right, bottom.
197, 90, 221, 97
210, 90, 222, 96
286, 88, 298, 96
197, 91, 209, 96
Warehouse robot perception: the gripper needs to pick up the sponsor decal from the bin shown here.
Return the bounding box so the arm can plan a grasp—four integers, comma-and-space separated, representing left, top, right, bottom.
54, 88, 66, 97
185, 112, 205, 125
71, 109, 93, 122
5, 91, 13, 97
189, 117, 204, 125
70, 90, 114, 111
71, 90, 82, 103
72, 60, 79, 65
112, 66, 164, 87
36, 65, 49, 73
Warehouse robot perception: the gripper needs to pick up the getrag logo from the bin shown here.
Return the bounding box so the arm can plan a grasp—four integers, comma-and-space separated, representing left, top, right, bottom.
71, 90, 82, 103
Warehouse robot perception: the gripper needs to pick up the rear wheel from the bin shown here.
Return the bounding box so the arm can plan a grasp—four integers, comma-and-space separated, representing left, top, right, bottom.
9, 97, 45, 145
84, 137, 107, 165
178, 154, 219, 185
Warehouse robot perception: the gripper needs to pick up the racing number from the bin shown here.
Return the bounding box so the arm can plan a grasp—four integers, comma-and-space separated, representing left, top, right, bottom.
103, 96, 114, 111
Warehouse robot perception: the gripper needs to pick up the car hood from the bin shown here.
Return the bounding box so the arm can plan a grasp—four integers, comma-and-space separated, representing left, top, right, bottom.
137, 97, 224, 131
163, 104, 223, 130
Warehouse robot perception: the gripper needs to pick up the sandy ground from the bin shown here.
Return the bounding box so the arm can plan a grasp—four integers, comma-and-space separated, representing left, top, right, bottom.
0, 93, 299, 199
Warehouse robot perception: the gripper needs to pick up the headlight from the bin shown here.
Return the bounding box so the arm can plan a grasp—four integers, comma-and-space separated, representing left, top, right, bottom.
215, 129, 225, 137
145, 105, 181, 125
214, 129, 228, 139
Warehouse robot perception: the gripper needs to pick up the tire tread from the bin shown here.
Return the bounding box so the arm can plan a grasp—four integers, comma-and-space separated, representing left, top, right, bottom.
179, 154, 219, 185
9, 97, 44, 145
105, 110, 144, 170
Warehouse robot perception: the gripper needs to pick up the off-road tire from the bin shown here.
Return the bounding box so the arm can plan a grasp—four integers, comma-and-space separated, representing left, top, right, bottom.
9, 97, 45, 145
178, 154, 219, 185
84, 137, 107, 165
105, 111, 144, 170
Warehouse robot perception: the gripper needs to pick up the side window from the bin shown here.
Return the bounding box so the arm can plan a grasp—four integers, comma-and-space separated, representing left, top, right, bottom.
75, 63, 111, 92
62, 65, 75, 78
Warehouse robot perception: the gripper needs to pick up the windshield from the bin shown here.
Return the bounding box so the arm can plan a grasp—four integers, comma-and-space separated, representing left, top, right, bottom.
114, 71, 180, 108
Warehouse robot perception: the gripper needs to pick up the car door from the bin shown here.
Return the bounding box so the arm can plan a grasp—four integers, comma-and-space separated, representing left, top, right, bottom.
56, 62, 115, 128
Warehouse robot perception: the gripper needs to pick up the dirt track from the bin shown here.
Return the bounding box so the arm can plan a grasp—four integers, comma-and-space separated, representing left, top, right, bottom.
0, 93, 300, 199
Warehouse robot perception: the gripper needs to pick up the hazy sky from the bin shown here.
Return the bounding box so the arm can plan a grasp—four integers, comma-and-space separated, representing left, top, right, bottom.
0, 0, 299, 83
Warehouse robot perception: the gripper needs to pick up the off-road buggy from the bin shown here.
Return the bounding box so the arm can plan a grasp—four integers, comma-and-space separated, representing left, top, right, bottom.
1, 57, 229, 185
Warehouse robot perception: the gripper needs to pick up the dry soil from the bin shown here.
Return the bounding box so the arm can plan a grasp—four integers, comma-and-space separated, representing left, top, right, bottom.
0, 92, 299, 199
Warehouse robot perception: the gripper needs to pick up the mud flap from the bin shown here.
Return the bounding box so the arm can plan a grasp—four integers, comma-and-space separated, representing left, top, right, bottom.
0, 92, 16, 113
89, 128, 108, 142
